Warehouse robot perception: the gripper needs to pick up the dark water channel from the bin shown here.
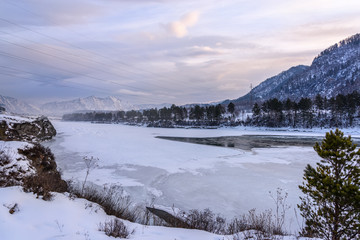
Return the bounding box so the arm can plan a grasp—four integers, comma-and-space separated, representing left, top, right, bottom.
157, 135, 360, 151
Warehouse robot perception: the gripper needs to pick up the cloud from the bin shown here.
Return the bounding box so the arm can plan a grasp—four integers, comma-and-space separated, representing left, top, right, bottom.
188, 46, 223, 56
181, 11, 199, 27
166, 45, 224, 58
116, 89, 151, 96
163, 11, 200, 38
165, 21, 188, 38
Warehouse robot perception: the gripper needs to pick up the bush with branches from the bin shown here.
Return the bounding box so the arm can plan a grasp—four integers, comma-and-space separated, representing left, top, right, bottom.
99, 218, 131, 238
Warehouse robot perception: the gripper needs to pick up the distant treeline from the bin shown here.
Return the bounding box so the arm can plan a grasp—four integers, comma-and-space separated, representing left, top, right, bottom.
249, 91, 360, 128
62, 103, 237, 128
63, 91, 360, 128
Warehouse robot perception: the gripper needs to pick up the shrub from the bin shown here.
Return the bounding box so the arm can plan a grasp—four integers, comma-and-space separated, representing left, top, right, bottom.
99, 218, 131, 238
246, 209, 274, 236
20, 144, 67, 200
227, 215, 248, 234
23, 171, 67, 200
18, 144, 57, 172
70, 183, 138, 222
183, 208, 226, 234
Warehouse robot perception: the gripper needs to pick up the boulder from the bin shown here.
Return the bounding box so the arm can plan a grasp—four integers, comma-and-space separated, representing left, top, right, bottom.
0, 116, 56, 142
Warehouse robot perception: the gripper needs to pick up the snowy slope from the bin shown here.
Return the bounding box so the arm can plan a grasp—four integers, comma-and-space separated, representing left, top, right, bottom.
0, 95, 40, 115
40, 96, 136, 116
0, 187, 318, 240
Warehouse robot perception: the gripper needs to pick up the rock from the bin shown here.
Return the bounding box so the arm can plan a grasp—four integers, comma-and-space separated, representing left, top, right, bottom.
146, 207, 190, 228
0, 116, 57, 142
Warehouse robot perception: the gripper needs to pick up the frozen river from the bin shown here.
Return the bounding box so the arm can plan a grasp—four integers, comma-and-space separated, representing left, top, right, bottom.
45, 121, 360, 232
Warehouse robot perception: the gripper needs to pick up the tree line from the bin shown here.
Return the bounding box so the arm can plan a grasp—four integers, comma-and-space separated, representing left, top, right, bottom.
249, 91, 360, 128
63, 91, 360, 128
62, 103, 236, 127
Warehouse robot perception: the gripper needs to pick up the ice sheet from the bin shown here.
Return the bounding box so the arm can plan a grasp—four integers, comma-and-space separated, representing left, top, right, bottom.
46, 121, 348, 232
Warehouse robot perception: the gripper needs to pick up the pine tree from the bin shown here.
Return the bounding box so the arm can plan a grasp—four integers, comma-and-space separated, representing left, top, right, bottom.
298, 129, 360, 240
252, 103, 261, 116
227, 102, 235, 115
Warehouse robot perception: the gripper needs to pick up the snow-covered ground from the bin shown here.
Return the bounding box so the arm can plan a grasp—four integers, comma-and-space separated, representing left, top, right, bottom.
0, 187, 222, 240
44, 121, 360, 233
1, 186, 318, 240
0, 141, 35, 184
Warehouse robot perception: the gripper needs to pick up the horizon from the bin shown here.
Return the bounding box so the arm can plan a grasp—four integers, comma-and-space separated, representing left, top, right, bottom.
1, 0, 360, 105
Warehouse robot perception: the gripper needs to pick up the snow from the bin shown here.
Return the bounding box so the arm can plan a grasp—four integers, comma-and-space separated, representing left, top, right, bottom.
42, 121, 360, 234
0, 187, 316, 240
41, 96, 136, 116
0, 118, 339, 239
0, 141, 34, 177
0, 113, 35, 125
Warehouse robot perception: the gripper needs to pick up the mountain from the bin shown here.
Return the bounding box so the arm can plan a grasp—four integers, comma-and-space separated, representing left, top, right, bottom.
136, 103, 173, 110
226, 33, 360, 108
40, 96, 136, 116
0, 95, 40, 115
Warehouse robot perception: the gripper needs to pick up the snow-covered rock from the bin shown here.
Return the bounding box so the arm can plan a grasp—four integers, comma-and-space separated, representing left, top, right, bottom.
0, 114, 56, 142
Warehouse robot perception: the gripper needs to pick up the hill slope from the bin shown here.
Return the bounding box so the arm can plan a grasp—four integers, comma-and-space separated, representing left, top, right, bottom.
0, 95, 40, 115
40, 96, 136, 116
227, 33, 360, 107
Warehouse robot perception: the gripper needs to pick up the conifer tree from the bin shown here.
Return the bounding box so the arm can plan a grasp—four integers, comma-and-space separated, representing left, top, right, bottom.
252, 103, 261, 116
227, 102, 235, 114
298, 129, 360, 240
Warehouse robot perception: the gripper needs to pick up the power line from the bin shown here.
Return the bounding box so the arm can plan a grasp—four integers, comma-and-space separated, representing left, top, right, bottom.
1, 0, 191, 83
0, 13, 181, 88
0, 51, 168, 102
0, 65, 117, 94
0, 28, 171, 89
0, 67, 164, 103
0, 16, 187, 93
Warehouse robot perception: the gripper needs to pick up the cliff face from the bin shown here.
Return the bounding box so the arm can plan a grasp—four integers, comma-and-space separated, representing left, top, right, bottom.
0, 115, 56, 142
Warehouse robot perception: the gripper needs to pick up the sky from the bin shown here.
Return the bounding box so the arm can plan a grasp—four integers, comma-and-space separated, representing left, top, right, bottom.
0, 0, 359, 105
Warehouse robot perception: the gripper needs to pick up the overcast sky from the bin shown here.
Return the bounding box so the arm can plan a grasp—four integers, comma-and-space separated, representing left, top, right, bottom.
0, 0, 359, 105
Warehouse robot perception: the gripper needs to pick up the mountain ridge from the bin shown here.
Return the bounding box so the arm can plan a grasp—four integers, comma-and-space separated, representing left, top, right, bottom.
40, 96, 136, 116
0, 95, 40, 115
225, 33, 360, 108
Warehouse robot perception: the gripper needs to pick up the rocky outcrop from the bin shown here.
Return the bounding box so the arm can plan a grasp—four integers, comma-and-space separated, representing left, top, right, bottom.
0, 116, 56, 142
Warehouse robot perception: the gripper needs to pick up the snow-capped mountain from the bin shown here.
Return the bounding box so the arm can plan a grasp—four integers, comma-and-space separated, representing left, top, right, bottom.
227, 33, 360, 107
136, 103, 173, 110
0, 95, 40, 115
41, 96, 136, 116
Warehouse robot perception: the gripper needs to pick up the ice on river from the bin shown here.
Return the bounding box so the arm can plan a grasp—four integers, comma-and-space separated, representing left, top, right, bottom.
46, 121, 338, 231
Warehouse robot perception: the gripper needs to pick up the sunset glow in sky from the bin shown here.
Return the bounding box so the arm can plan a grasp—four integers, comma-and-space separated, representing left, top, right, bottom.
0, 0, 359, 104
